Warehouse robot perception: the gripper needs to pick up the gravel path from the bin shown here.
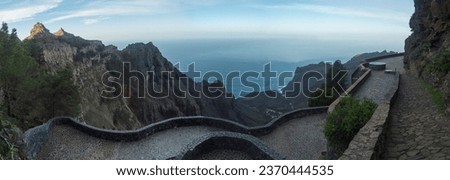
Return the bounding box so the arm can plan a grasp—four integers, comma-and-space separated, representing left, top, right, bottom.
382, 74, 450, 160
259, 113, 327, 160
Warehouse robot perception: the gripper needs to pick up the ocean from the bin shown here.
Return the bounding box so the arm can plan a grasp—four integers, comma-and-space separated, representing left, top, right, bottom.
151, 38, 360, 97
172, 60, 304, 97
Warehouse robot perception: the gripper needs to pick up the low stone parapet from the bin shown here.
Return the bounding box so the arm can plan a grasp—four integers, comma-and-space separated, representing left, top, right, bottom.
339, 72, 400, 160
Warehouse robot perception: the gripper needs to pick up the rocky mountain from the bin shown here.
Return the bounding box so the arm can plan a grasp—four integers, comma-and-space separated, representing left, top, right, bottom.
26, 23, 245, 130
405, 0, 450, 113
23, 23, 407, 129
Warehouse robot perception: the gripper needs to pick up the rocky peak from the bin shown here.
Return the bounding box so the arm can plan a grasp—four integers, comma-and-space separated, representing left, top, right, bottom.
54, 27, 78, 39
27, 22, 54, 40
122, 42, 174, 74
54, 28, 67, 37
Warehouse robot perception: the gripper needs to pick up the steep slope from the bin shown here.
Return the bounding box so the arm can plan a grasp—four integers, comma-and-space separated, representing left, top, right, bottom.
26, 23, 244, 129
405, 0, 450, 113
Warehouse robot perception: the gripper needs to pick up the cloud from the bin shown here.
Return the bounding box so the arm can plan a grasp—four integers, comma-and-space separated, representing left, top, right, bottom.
253, 3, 410, 23
0, 0, 62, 23
45, 0, 223, 24
83, 19, 99, 25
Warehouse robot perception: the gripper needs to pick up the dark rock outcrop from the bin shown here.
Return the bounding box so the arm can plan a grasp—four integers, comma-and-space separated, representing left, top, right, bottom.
405, 0, 450, 113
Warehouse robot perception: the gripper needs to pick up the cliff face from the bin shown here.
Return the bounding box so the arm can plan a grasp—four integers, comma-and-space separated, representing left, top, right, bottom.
26, 23, 244, 129
405, 0, 450, 112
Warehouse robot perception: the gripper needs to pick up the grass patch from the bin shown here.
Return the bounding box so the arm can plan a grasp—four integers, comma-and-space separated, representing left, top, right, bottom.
427, 49, 450, 74
423, 81, 446, 111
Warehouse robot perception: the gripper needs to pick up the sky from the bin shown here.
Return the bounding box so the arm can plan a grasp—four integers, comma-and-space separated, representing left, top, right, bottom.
0, 0, 415, 62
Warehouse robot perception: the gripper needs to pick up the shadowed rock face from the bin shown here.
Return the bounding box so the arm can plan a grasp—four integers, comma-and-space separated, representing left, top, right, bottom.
26, 23, 247, 130
405, 0, 450, 113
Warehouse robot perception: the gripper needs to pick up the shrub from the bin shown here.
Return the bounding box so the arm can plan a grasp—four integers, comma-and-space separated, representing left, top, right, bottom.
427, 49, 450, 74
324, 97, 377, 158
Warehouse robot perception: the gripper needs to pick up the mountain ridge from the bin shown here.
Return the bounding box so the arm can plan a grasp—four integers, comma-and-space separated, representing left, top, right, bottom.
25, 23, 248, 129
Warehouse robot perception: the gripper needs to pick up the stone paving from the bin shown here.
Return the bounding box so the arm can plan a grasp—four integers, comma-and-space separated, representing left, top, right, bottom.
353, 56, 404, 104
259, 113, 327, 160
36, 113, 327, 160
382, 73, 450, 160
37, 125, 220, 160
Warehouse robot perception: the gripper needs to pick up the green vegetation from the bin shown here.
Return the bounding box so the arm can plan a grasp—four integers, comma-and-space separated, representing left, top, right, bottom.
419, 42, 431, 53
427, 49, 450, 74
409, 42, 431, 62
423, 81, 446, 111
0, 107, 21, 160
324, 97, 377, 158
0, 22, 81, 159
309, 60, 347, 107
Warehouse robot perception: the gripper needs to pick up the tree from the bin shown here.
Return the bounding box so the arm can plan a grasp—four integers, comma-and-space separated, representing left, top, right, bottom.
1, 22, 8, 34
42, 69, 80, 118
0, 23, 40, 117
0, 23, 80, 129
0, 23, 81, 159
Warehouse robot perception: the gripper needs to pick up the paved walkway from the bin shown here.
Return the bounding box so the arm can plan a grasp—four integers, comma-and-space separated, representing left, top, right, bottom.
36, 113, 327, 160
37, 125, 220, 160
259, 113, 327, 160
353, 56, 404, 104
382, 74, 450, 159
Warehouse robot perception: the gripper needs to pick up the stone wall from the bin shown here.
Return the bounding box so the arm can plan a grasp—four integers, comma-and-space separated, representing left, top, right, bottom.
179, 131, 284, 160
328, 69, 372, 114
351, 64, 368, 84
350, 53, 404, 84
339, 72, 400, 160
22, 106, 328, 159
365, 53, 405, 62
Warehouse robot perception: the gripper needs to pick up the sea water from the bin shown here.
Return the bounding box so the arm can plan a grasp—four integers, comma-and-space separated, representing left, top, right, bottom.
154, 38, 353, 97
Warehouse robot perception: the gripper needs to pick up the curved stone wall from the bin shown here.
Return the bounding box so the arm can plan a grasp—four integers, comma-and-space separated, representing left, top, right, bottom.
179, 131, 284, 160
365, 53, 405, 62
22, 106, 328, 159
31, 106, 328, 141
